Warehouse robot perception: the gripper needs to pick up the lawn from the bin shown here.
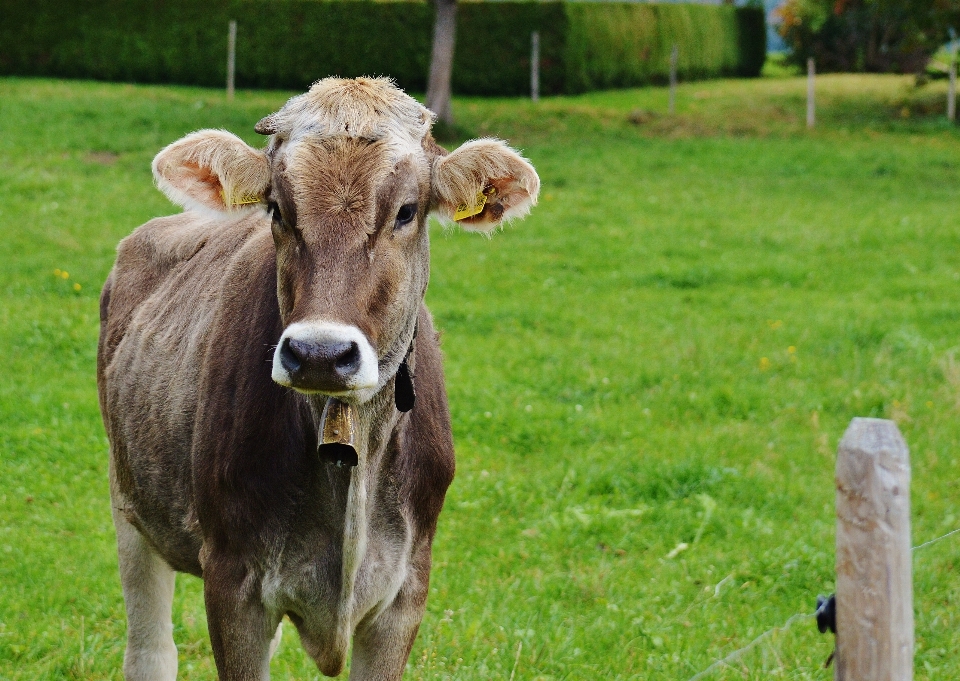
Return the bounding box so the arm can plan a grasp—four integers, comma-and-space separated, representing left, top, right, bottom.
1, 71, 959, 680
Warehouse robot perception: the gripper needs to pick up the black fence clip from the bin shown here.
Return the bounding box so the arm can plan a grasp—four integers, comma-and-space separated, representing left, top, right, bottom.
815, 594, 836, 634
816, 593, 836, 668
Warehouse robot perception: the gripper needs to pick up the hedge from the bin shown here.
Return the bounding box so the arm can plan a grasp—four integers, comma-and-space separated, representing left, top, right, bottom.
0, 1, 765, 96
734, 3, 766, 78
564, 3, 744, 92
0, 0, 435, 90
453, 3, 567, 96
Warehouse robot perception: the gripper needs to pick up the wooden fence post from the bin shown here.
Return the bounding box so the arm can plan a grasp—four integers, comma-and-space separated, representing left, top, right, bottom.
949, 44, 956, 123
807, 57, 815, 128
835, 418, 913, 681
227, 20, 237, 102
668, 44, 678, 115
531, 31, 540, 103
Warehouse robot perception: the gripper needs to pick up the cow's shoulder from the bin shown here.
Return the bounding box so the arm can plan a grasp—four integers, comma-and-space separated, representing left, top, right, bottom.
100, 212, 264, 365
118, 212, 216, 272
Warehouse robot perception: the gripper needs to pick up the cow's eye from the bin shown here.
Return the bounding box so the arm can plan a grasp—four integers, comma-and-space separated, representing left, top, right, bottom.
269, 201, 292, 236
395, 203, 417, 229
268, 201, 284, 224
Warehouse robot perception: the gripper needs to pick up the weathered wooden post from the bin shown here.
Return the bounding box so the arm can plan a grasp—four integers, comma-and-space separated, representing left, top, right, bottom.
226, 20, 237, 102
807, 57, 815, 128
531, 31, 540, 103
949, 44, 957, 123
950, 29, 957, 123
834, 418, 913, 681
668, 44, 678, 115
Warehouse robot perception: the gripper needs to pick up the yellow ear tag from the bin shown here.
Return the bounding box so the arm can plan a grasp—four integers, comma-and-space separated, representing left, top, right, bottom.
454, 187, 497, 221
221, 189, 262, 207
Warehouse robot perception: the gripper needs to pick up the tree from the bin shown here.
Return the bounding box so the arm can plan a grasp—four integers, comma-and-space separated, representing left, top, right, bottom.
776, 0, 960, 73
426, 0, 457, 126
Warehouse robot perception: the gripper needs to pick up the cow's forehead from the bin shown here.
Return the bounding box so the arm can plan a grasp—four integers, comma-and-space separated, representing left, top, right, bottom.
281, 136, 426, 225
262, 77, 432, 155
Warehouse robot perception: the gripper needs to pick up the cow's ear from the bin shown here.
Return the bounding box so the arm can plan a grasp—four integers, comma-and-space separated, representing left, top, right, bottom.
431, 139, 539, 233
152, 130, 270, 215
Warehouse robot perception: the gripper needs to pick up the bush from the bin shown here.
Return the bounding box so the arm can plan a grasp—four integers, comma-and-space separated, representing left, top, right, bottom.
0, 0, 766, 95
775, 0, 952, 74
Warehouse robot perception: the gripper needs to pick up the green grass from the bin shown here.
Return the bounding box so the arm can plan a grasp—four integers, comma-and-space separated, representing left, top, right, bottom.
2, 73, 959, 680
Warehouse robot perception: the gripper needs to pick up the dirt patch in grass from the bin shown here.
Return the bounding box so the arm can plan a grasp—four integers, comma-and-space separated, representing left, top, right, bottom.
84, 151, 119, 165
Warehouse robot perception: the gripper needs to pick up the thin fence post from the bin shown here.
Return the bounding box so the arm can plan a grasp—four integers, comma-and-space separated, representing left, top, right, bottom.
834, 418, 913, 681
806, 57, 815, 128
227, 20, 237, 102
949, 43, 956, 122
531, 31, 540, 103
668, 44, 678, 115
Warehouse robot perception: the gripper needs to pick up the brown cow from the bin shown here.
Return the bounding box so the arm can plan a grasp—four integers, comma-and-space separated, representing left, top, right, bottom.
97, 77, 539, 680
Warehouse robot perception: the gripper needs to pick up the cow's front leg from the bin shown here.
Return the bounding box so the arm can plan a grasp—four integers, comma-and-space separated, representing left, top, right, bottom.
204, 557, 277, 681
112, 506, 178, 681
349, 560, 431, 680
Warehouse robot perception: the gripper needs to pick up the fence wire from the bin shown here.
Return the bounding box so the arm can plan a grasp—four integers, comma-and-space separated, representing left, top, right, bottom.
685, 612, 812, 681
912, 527, 960, 553
684, 527, 960, 681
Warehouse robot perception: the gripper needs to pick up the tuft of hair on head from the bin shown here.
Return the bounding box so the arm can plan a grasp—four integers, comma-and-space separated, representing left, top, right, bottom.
253, 76, 432, 149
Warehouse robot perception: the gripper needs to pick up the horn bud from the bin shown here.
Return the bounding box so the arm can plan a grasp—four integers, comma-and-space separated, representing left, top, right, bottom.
255, 115, 278, 135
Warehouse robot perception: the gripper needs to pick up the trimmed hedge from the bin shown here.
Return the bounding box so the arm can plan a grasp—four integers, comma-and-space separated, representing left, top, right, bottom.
564, 3, 743, 92
0, 0, 435, 91
453, 3, 567, 96
0, 1, 765, 96
734, 4, 766, 78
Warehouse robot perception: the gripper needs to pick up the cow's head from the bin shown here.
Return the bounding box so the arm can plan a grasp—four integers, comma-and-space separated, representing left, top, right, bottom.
152, 77, 539, 404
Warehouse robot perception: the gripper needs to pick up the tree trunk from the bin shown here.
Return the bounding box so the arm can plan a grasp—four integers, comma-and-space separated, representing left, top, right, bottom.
426, 0, 457, 126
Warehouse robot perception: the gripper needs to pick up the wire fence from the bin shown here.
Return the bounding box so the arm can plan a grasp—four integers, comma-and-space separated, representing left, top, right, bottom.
684, 526, 960, 681
687, 612, 813, 681
911, 527, 960, 553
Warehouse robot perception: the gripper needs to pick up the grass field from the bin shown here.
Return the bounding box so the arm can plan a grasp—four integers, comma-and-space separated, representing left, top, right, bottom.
2, 71, 960, 680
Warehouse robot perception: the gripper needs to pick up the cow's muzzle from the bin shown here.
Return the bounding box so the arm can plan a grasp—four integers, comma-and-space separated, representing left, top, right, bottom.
271, 322, 378, 399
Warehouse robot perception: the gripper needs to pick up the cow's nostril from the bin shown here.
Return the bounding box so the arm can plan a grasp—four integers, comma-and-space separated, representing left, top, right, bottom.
335, 342, 361, 375
279, 337, 303, 374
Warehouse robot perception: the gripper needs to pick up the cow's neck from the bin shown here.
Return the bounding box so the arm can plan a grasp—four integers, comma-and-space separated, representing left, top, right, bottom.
311, 381, 402, 646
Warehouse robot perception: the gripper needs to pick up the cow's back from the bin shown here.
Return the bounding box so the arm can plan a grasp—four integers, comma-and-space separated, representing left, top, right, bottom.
98, 211, 276, 574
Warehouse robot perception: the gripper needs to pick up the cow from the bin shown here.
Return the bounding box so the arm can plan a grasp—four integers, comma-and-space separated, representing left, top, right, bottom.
97, 77, 539, 680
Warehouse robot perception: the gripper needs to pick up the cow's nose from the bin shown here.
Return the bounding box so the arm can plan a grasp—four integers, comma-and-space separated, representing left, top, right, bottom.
272, 321, 379, 397
279, 337, 362, 390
